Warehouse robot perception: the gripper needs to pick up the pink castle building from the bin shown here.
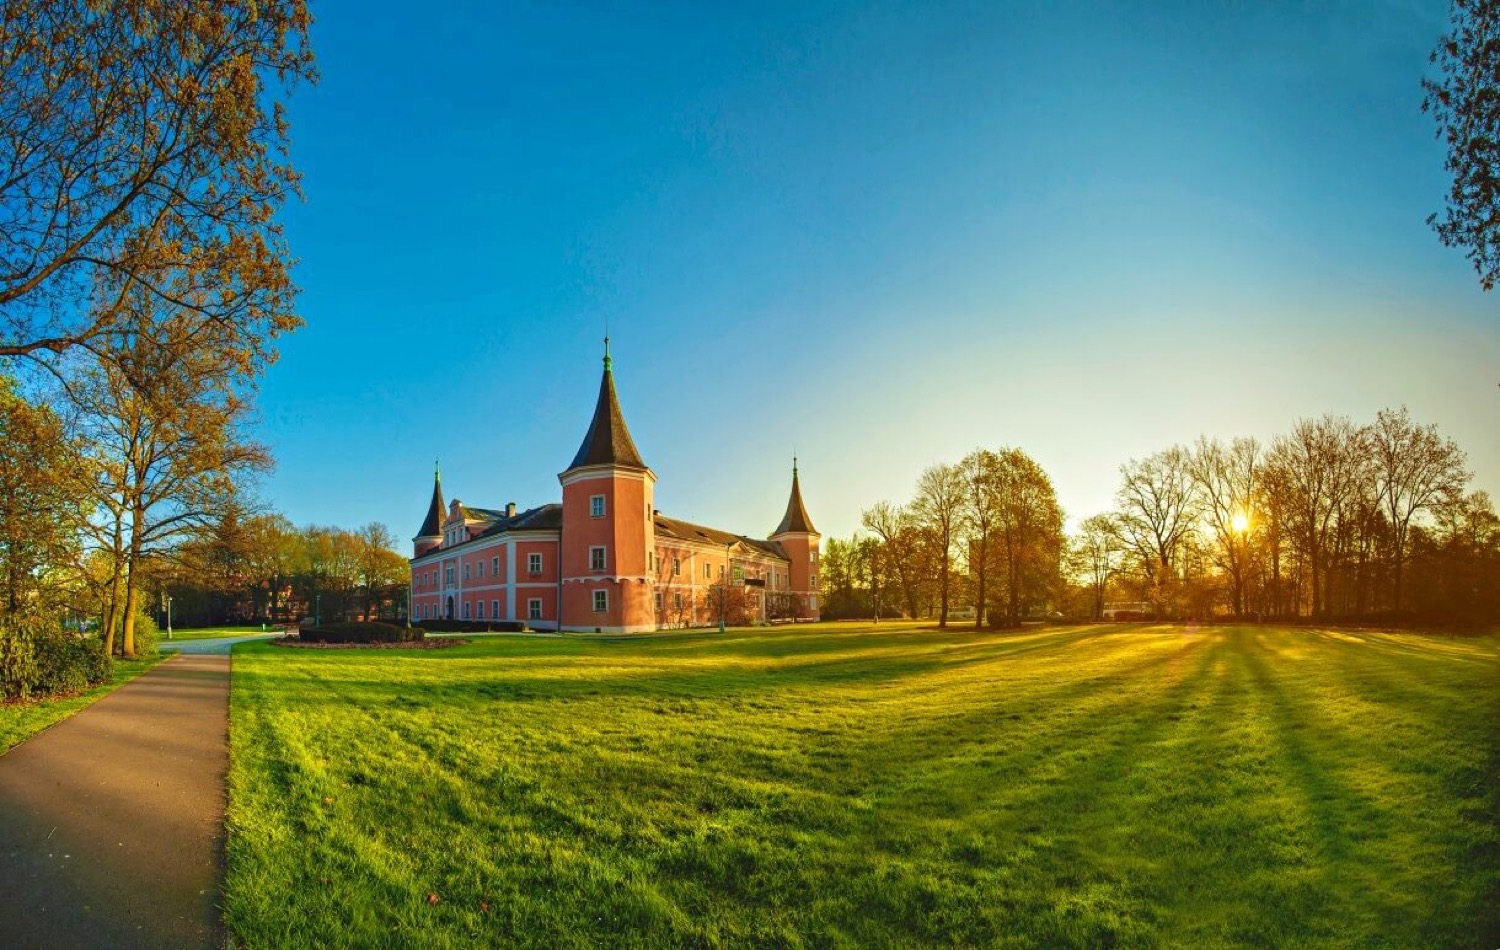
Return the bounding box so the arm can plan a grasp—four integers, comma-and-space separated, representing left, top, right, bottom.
408, 344, 820, 632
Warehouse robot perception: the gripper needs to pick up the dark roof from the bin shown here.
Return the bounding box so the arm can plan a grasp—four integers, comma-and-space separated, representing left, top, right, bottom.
773, 465, 816, 535
411, 504, 562, 561
568, 363, 647, 471
654, 514, 790, 561
416, 472, 445, 538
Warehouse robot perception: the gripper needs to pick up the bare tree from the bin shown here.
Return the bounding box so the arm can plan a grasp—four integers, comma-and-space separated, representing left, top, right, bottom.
1114, 447, 1199, 612
1187, 436, 1261, 616
1072, 514, 1120, 621
1369, 407, 1469, 612
861, 501, 925, 619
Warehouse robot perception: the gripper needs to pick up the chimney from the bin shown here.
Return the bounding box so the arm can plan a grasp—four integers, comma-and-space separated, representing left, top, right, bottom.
506, 502, 517, 517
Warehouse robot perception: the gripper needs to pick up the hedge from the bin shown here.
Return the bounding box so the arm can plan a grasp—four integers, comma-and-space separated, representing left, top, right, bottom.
299, 622, 425, 645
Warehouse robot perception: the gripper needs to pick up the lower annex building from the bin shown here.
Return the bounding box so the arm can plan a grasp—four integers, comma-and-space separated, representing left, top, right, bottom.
408, 344, 821, 633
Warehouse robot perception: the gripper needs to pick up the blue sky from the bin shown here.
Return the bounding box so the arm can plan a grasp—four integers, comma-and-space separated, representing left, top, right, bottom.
260, 0, 1499, 544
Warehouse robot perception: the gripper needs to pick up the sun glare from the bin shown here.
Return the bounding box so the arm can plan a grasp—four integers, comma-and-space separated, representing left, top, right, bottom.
1232, 512, 1251, 533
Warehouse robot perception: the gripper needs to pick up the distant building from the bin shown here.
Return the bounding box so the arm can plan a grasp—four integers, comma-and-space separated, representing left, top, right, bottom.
1102, 601, 1152, 621
408, 343, 821, 632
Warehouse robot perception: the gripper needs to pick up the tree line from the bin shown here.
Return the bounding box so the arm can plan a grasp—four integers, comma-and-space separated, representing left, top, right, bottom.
819, 408, 1496, 629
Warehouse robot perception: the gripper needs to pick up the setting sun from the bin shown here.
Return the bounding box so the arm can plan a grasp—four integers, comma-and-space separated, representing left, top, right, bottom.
1232, 512, 1251, 533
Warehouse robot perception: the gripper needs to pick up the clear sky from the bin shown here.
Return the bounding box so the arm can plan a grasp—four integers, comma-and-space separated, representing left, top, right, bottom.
259, 0, 1499, 546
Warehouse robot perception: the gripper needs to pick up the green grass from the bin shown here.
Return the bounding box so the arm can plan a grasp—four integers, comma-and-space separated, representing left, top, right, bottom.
0, 654, 166, 753
225, 623, 1500, 947
163, 625, 285, 642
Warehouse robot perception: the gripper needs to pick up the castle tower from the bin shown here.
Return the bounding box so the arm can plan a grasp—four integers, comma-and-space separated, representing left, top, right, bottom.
413, 463, 445, 557
558, 340, 656, 632
771, 459, 821, 620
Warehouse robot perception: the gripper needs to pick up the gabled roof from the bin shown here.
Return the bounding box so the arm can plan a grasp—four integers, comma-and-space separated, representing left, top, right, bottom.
654, 514, 790, 561
411, 504, 563, 562
568, 345, 647, 472
416, 468, 445, 538
773, 462, 816, 535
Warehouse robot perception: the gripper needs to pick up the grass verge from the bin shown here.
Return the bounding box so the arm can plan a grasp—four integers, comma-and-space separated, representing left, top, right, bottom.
225, 623, 1500, 946
1, 654, 167, 753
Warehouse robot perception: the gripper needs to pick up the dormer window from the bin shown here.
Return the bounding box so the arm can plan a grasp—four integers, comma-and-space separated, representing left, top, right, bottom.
590, 495, 606, 518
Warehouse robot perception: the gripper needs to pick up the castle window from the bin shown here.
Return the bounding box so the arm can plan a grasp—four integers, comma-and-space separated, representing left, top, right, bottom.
528, 598, 543, 621
463, 601, 472, 619
655, 592, 663, 612
674, 592, 684, 611
704, 562, 711, 579
476, 600, 485, 620
464, 564, 471, 580
528, 553, 542, 574
492, 556, 500, 576
592, 589, 608, 612
672, 556, 681, 576
444, 566, 454, 586
590, 495, 605, 518
477, 560, 484, 578
590, 546, 606, 571
492, 599, 500, 619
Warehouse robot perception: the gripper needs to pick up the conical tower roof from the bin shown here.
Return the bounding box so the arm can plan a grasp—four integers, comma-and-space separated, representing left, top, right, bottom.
417, 463, 445, 538
773, 459, 816, 535
568, 340, 647, 471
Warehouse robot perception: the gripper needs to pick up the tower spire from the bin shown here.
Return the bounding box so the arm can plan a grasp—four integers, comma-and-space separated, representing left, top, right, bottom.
416, 463, 446, 540
773, 459, 816, 535
567, 341, 646, 471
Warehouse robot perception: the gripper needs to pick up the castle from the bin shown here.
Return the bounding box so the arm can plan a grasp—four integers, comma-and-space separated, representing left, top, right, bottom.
408, 343, 821, 632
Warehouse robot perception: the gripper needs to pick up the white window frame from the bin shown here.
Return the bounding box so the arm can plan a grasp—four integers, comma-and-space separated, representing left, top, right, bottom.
704, 562, 711, 579
592, 589, 608, 612
476, 600, 485, 620
528, 552, 542, 574
492, 556, 500, 576
464, 563, 471, 580
590, 546, 606, 572
528, 598, 543, 621
492, 599, 500, 620
463, 601, 472, 619
672, 556, 681, 576
590, 494, 606, 518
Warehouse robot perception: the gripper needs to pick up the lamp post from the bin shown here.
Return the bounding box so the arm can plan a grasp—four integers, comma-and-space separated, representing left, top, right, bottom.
719, 539, 732, 633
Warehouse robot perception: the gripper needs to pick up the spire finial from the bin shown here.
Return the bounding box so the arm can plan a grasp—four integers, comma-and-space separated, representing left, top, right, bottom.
435, 459, 441, 480
793, 453, 798, 476
603, 334, 612, 372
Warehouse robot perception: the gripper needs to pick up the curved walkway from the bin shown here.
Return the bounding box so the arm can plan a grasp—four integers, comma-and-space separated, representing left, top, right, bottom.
0, 653, 230, 948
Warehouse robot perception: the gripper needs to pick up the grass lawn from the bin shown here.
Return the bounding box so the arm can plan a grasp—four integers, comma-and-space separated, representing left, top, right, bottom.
226, 623, 1500, 947
163, 625, 287, 642
0, 654, 166, 754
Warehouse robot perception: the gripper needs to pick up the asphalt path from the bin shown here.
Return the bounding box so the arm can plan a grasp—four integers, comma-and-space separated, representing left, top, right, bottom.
0, 653, 230, 948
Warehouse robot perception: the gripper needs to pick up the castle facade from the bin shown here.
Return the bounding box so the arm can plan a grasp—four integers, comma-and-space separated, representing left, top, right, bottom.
409, 345, 820, 633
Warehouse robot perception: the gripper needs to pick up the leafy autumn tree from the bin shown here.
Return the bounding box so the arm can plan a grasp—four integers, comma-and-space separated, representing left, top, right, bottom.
959, 450, 1003, 628
69, 302, 270, 657
985, 448, 1065, 626
0, 377, 88, 615
861, 501, 928, 620
0, 0, 313, 365
1424, 0, 1500, 290
912, 463, 964, 627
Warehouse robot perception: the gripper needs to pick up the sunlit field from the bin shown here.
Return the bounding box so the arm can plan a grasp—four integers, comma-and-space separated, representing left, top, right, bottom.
225, 623, 1499, 947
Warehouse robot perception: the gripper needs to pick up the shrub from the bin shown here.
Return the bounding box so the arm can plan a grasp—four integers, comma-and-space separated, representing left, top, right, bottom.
131, 610, 159, 657
0, 614, 111, 700
300, 621, 425, 645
